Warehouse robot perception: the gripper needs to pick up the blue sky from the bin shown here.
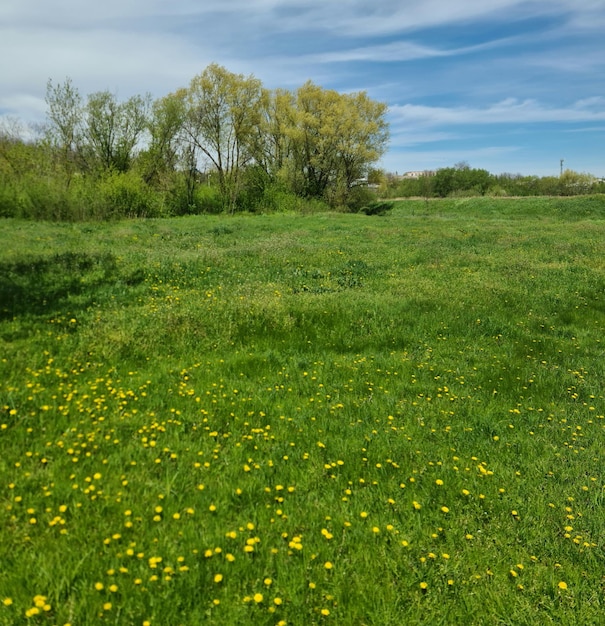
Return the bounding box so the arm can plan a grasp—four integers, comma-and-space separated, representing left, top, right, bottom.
1, 0, 604, 176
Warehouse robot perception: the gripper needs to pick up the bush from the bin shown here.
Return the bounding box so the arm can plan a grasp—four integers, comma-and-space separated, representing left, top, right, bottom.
487, 185, 508, 197
342, 186, 378, 212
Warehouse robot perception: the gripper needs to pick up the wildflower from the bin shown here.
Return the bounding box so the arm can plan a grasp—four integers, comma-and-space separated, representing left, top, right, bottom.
321, 608, 330, 616
253, 593, 263, 603
441, 506, 449, 513
419, 582, 428, 591
324, 561, 333, 570
103, 602, 112, 611
2, 598, 13, 606
214, 574, 223, 583
558, 581, 568, 590
274, 597, 283, 605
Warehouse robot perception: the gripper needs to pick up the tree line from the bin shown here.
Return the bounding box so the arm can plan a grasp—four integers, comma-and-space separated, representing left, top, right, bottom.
0, 64, 389, 220
381, 162, 605, 199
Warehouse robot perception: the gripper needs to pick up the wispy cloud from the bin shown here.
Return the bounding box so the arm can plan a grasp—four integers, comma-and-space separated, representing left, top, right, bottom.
390, 98, 605, 128
305, 36, 518, 64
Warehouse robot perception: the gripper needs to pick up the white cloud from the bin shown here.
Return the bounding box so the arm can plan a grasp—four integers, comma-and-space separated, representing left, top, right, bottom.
305, 36, 518, 64
389, 98, 605, 128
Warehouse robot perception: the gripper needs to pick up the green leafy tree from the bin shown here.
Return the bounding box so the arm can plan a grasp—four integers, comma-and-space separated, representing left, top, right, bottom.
139, 90, 187, 187
83, 91, 150, 173
559, 169, 595, 195
253, 88, 296, 179
183, 64, 263, 212
288, 82, 389, 206
45, 77, 84, 187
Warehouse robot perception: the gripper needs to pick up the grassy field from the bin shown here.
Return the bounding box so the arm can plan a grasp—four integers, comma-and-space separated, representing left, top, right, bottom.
1, 196, 605, 625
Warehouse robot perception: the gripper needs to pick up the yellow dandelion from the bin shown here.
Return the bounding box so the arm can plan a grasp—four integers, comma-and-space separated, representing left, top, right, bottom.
324, 561, 333, 570
253, 593, 263, 603
558, 581, 568, 590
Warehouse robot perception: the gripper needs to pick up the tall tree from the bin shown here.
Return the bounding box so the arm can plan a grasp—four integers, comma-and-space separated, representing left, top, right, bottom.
140, 90, 187, 187
334, 91, 389, 192
83, 91, 150, 173
183, 64, 263, 212
45, 77, 83, 186
288, 82, 389, 204
252, 88, 296, 178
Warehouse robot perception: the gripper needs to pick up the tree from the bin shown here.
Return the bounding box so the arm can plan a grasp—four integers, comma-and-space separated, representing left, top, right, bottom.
251, 88, 295, 178
559, 169, 595, 196
45, 77, 84, 186
139, 90, 187, 187
433, 167, 456, 197
83, 91, 150, 173
433, 164, 492, 197
183, 64, 263, 212
288, 82, 389, 205
336, 91, 389, 192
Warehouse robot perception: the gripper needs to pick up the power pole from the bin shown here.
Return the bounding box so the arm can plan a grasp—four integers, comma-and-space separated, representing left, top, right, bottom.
560, 159, 564, 176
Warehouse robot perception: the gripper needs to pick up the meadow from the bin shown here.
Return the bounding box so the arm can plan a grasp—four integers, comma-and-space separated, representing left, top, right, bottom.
1, 196, 605, 625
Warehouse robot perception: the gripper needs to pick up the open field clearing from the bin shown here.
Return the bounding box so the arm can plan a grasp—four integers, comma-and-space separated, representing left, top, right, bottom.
1, 196, 605, 625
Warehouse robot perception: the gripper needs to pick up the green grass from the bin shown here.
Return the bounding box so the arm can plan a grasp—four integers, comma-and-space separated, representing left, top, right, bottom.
1, 196, 605, 625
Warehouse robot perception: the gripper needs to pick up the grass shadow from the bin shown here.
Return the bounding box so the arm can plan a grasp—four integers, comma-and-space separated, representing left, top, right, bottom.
0, 251, 144, 320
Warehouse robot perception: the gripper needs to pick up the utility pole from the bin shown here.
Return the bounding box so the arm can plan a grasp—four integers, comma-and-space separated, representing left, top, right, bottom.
560, 159, 564, 176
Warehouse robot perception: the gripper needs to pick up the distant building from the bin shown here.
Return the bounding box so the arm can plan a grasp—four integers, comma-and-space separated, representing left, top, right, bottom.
401, 170, 436, 179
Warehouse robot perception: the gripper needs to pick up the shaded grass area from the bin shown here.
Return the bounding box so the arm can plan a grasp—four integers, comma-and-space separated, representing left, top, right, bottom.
1, 196, 605, 624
